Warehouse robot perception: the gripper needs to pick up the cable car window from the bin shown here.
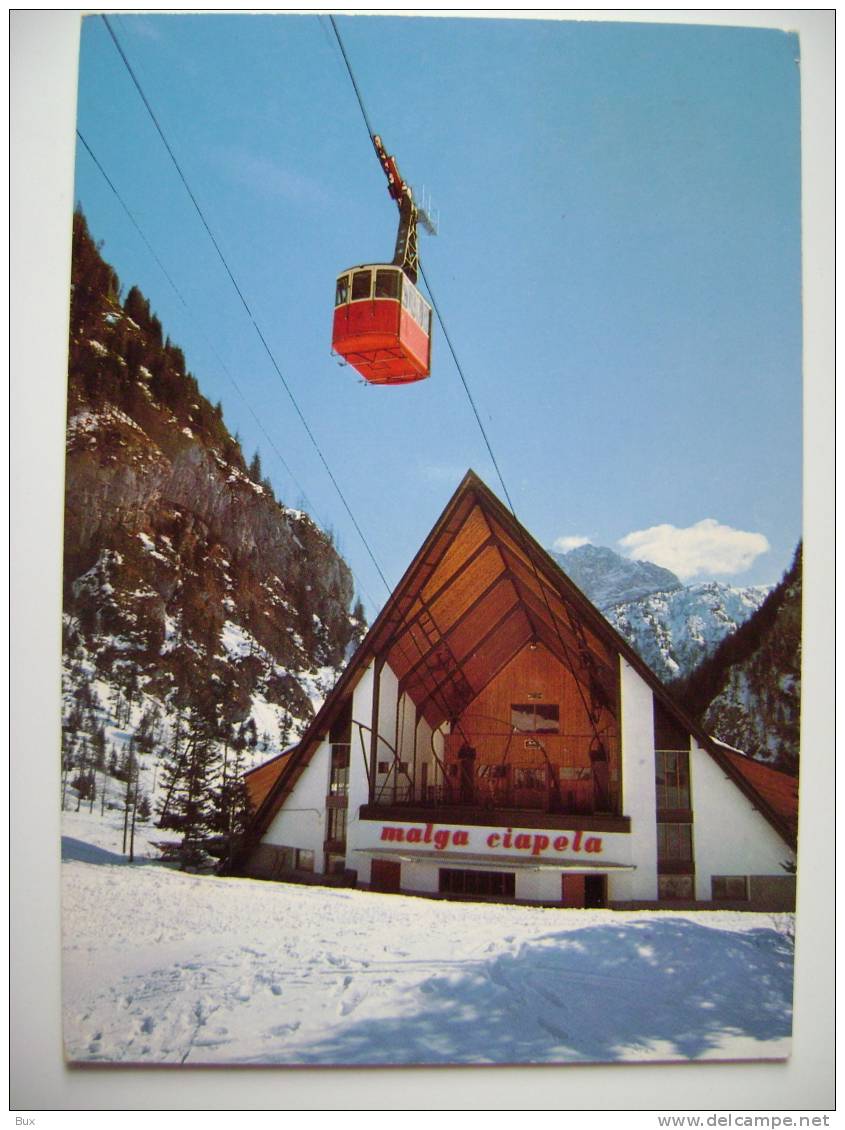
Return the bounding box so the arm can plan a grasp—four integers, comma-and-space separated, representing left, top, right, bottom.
335, 275, 350, 306
375, 269, 399, 299
399, 283, 430, 330
351, 270, 372, 301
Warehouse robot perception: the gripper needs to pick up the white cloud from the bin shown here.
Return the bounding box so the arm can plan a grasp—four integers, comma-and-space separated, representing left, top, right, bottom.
553, 535, 591, 552
618, 519, 770, 580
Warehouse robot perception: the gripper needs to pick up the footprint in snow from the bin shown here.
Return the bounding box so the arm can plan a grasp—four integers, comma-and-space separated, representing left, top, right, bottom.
339, 993, 364, 1017
270, 984, 283, 996
140, 1016, 155, 1034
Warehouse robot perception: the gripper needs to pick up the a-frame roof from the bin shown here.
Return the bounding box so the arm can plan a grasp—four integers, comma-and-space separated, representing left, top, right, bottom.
234, 470, 797, 867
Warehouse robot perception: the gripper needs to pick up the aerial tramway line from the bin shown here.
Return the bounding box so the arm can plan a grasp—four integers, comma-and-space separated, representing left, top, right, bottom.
332, 134, 437, 386
324, 22, 618, 795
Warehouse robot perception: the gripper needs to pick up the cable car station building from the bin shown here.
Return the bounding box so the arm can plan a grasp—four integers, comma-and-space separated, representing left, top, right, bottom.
236, 472, 797, 910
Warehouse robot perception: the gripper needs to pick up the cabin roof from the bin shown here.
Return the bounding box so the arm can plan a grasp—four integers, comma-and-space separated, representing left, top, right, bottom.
714, 742, 799, 837
234, 471, 798, 866
244, 746, 298, 813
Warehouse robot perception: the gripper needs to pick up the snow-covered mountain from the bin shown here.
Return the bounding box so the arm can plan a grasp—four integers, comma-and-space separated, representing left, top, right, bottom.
602, 582, 771, 683
553, 541, 800, 771
552, 544, 683, 609
553, 544, 769, 682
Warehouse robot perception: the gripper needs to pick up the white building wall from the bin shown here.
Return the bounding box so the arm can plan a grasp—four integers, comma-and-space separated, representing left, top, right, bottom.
690, 738, 795, 898
619, 659, 658, 901
515, 869, 561, 903
401, 861, 439, 895
396, 692, 417, 765
413, 715, 443, 800
261, 740, 330, 873
376, 663, 400, 750
606, 870, 633, 903
371, 662, 403, 803
347, 661, 376, 883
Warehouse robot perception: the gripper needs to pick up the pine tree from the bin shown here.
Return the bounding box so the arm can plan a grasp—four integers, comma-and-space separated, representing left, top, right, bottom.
156, 728, 220, 870
248, 450, 263, 484
213, 738, 252, 870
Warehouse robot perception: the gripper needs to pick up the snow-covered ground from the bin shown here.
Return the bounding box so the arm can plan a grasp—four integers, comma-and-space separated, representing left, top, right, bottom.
62, 808, 794, 1067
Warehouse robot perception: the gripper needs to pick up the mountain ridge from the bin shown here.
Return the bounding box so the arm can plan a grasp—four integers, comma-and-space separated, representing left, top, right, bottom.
553, 542, 770, 683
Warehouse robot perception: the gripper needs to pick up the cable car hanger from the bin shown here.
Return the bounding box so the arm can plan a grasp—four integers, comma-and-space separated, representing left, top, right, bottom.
331, 134, 437, 386
371, 133, 437, 285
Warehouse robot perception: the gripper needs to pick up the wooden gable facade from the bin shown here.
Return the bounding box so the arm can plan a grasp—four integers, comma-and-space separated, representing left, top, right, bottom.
235, 470, 798, 888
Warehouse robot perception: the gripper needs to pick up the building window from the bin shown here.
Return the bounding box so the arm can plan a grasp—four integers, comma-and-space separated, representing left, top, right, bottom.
377, 759, 408, 776
658, 874, 694, 901
511, 703, 560, 733
326, 806, 347, 844
261, 844, 295, 876
657, 822, 693, 866
295, 848, 314, 872
712, 875, 749, 901
439, 869, 515, 899
656, 750, 691, 809
329, 763, 349, 796
513, 766, 545, 790
329, 740, 350, 798
326, 853, 346, 876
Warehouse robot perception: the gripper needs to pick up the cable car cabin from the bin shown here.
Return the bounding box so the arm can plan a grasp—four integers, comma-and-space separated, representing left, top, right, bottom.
332, 265, 432, 386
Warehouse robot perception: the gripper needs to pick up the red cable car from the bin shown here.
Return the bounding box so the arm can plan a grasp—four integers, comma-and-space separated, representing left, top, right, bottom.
332, 136, 436, 386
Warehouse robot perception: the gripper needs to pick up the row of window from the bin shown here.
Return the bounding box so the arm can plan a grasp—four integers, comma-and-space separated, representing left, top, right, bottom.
334, 268, 433, 332
657, 821, 693, 864
439, 868, 516, 899
658, 875, 750, 901
270, 845, 315, 873
377, 759, 410, 775
655, 749, 691, 809
327, 744, 350, 849
326, 806, 347, 844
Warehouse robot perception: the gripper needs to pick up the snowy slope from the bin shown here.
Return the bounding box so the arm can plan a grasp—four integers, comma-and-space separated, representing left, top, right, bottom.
553, 545, 769, 682
604, 582, 771, 682
62, 809, 794, 1067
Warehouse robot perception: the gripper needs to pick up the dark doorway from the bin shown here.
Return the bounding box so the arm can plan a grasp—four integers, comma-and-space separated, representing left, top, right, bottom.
584, 874, 607, 908
370, 858, 401, 892
562, 874, 607, 908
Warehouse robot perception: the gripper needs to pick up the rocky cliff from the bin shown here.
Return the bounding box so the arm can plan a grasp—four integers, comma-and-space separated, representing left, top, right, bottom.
61, 211, 365, 857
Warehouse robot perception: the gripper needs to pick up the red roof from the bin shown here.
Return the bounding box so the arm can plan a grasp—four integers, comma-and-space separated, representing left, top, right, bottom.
717, 745, 799, 837
244, 747, 296, 812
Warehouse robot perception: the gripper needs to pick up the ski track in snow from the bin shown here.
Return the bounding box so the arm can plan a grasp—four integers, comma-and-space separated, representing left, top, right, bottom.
61, 810, 794, 1067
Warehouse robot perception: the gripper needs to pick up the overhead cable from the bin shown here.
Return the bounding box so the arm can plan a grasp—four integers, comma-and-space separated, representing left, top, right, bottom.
76, 127, 381, 615
328, 16, 612, 744
100, 13, 392, 596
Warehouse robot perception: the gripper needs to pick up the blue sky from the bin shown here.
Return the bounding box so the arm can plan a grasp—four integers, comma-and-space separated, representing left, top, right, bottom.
72, 13, 803, 616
